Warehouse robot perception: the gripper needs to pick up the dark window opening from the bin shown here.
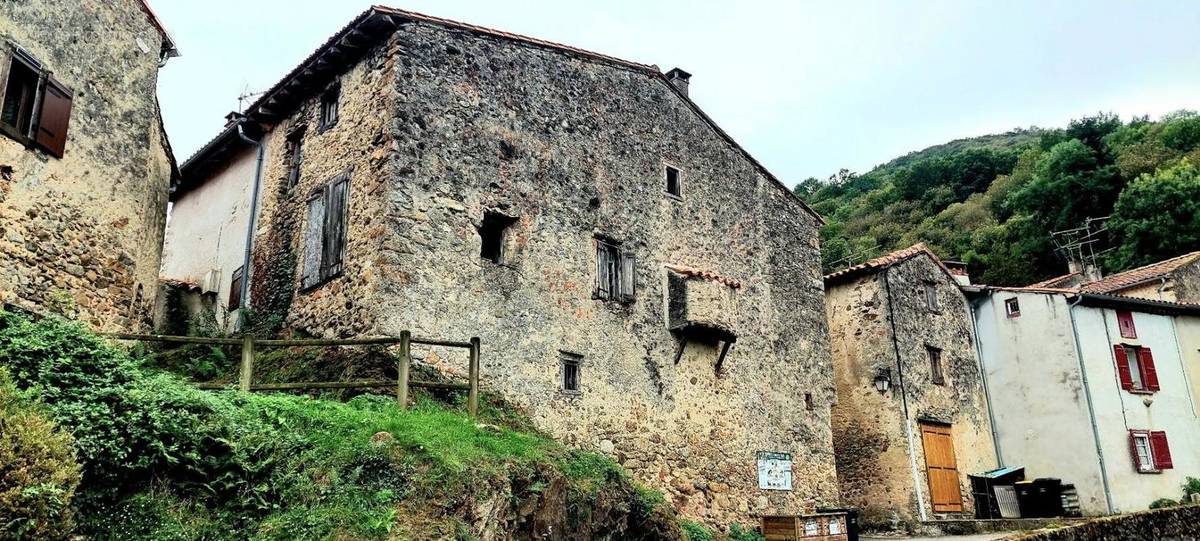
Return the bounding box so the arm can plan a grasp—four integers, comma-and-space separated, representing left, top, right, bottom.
1005, 298, 1021, 318
319, 84, 340, 130
561, 353, 581, 394
805, 393, 814, 411
228, 266, 244, 311
1, 57, 38, 137
665, 165, 681, 198
924, 282, 939, 311
301, 171, 350, 290
285, 128, 305, 190
928, 346, 945, 385
479, 211, 516, 264
595, 237, 635, 302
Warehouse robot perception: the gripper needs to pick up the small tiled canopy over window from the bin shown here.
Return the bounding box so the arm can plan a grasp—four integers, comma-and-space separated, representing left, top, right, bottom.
0, 44, 73, 158
1129, 430, 1173, 473
1115, 344, 1159, 393
595, 237, 635, 302
301, 171, 351, 290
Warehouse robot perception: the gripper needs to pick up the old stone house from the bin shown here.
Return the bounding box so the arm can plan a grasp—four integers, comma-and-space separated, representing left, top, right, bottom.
971, 287, 1200, 514
161, 6, 838, 525
824, 244, 997, 525
0, 0, 179, 330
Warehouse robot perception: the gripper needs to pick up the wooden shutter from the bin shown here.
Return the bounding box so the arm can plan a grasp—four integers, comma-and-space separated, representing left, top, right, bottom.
228, 266, 244, 310
595, 242, 612, 300
1140, 348, 1160, 392
323, 174, 349, 277
1114, 345, 1133, 390
301, 190, 326, 289
618, 250, 636, 302
1150, 431, 1173, 469
1117, 310, 1137, 339
35, 76, 71, 158
1128, 431, 1145, 471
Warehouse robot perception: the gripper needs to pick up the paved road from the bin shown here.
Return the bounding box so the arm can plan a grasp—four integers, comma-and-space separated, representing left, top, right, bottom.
863, 534, 1010, 541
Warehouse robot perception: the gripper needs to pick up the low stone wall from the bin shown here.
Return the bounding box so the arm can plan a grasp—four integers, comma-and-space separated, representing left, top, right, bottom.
1004, 505, 1200, 540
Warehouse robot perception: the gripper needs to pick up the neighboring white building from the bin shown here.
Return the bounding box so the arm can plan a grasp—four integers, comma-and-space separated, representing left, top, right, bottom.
971, 287, 1200, 515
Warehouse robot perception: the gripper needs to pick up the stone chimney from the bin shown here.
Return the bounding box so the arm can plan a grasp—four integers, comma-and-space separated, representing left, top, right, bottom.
666, 67, 691, 96
944, 260, 971, 286
1067, 255, 1103, 282
224, 111, 247, 128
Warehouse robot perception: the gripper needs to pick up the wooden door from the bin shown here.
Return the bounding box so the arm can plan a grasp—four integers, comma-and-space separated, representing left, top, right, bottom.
920, 422, 963, 513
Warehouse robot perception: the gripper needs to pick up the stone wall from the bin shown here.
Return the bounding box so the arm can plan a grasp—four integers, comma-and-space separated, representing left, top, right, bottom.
371, 21, 836, 526
0, 0, 172, 330
1004, 504, 1200, 541
827, 254, 996, 525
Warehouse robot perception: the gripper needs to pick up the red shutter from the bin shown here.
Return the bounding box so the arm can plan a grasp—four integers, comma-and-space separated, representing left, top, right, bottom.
34, 77, 72, 158
1117, 310, 1137, 339
1140, 348, 1160, 392
1114, 345, 1133, 390
1128, 431, 1144, 471
1150, 431, 1173, 469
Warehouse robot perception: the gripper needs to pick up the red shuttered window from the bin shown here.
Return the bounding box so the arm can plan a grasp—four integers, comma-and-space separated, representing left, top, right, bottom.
1117, 310, 1137, 339
1129, 430, 1173, 473
1114, 345, 1159, 393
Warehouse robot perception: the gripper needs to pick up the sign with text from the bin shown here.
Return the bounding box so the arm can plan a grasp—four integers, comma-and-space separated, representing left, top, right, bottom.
756, 451, 793, 491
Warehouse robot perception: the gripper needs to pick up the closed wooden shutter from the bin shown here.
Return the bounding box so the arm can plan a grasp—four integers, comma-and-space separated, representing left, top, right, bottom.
618, 250, 636, 302
323, 174, 349, 277
228, 266, 244, 310
920, 423, 963, 513
595, 242, 612, 299
35, 76, 71, 158
1150, 431, 1173, 469
301, 190, 325, 289
1114, 345, 1133, 390
1117, 310, 1137, 339
1140, 348, 1159, 391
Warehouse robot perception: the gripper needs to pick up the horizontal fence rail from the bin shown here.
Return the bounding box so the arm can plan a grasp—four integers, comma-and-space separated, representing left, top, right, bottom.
103, 330, 481, 417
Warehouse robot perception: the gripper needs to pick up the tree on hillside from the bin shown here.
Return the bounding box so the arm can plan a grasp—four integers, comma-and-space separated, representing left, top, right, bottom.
1107, 160, 1200, 270
1006, 139, 1123, 233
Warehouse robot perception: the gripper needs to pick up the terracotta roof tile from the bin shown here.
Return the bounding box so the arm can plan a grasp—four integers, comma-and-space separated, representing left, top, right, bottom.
823, 243, 957, 285
1081, 251, 1200, 294
1027, 271, 1082, 289
665, 264, 742, 289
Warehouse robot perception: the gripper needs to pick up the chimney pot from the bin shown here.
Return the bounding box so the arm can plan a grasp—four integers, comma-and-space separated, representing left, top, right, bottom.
224, 111, 247, 128
666, 67, 691, 96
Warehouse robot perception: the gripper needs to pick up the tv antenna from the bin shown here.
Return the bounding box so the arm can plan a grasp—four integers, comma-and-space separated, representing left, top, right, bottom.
1051, 216, 1112, 274
236, 85, 265, 113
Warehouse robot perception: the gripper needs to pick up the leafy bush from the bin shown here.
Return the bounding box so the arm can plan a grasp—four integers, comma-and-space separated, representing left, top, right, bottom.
681, 519, 715, 541
1150, 497, 1178, 509
0, 367, 81, 540
728, 524, 765, 541
1182, 476, 1200, 501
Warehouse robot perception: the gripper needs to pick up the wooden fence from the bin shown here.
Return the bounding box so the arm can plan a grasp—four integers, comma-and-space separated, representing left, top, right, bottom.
104, 330, 481, 417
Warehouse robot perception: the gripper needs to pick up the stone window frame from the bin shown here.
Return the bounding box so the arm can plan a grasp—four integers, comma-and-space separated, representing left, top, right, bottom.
926, 345, 945, 386
478, 210, 518, 265
559, 351, 583, 395
663, 161, 683, 200
300, 169, 351, 291
923, 280, 940, 313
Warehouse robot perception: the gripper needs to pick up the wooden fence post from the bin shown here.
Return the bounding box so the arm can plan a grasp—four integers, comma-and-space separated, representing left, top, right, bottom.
239, 334, 255, 392
468, 336, 480, 418
397, 330, 411, 410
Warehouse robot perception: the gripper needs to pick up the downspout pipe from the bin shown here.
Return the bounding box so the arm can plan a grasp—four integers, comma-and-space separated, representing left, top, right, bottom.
1066, 294, 1115, 514
235, 121, 266, 330
883, 267, 929, 522
968, 296, 1004, 466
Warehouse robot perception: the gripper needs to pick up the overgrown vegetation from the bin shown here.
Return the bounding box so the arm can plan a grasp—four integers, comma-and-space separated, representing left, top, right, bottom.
0, 311, 684, 539
805, 111, 1200, 285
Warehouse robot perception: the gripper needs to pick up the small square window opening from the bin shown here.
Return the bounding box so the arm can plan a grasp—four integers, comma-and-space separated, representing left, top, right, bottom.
560, 353, 582, 394
805, 393, 814, 411
1005, 298, 1021, 318
665, 165, 681, 198
927, 346, 945, 385
479, 211, 517, 264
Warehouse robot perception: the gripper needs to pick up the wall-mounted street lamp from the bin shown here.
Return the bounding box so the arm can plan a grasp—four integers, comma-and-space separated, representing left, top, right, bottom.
874, 368, 892, 394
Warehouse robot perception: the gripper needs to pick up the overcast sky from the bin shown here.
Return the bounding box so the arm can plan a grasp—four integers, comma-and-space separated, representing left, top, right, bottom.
154, 0, 1200, 185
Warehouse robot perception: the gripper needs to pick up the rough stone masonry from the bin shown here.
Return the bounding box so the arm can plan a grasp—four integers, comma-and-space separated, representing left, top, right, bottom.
0, 0, 176, 330
212, 8, 842, 525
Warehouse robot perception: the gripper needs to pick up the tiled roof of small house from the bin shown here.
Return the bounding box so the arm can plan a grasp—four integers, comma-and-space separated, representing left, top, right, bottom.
1080, 251, 1200, 294
823, 243, 958, 286
1028, 271, 1083, 289
665, 264, 743, 289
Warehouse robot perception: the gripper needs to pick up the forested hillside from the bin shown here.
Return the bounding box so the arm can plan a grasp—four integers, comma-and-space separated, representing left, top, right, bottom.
800, 111, 1200, 286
